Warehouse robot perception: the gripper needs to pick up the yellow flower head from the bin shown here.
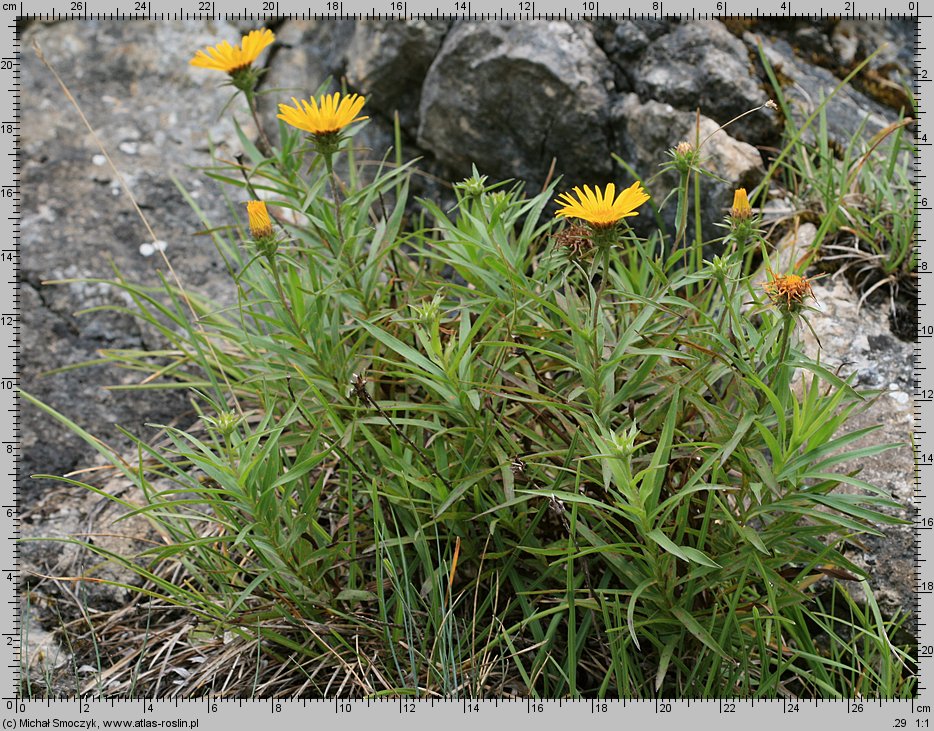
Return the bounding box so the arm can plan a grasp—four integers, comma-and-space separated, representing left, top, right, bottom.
190, 29, 275, 75
246, 200, 274, 240
730, 188, 752, 220
277, 93, 369, 136
554, 182, 650, 228
763, 272, 816, 311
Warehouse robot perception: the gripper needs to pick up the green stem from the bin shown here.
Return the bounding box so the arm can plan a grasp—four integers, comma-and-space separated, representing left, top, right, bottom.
692, 171, 703, 291
322, 152, 363, 297
675, 169, 690, 256
223, 433, 237, 473
267, 254, 303, 340
588, 245, 613, 417
591, 245, 611, 322
323, 153, 345, 249
244, 88, 273, 158
716, 232, 747, 334
771, 312, 796, 395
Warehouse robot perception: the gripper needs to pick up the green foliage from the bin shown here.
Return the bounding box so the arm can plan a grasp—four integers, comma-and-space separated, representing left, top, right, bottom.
761, 44, 918, 306
24, 76, 914, 700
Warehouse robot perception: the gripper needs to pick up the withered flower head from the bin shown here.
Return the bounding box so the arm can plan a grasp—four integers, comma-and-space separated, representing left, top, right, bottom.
763, 272, 816, 312
553, 223, 595, 259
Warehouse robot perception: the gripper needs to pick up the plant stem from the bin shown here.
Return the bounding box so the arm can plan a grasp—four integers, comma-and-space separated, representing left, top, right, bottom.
692, 169, 703, 294
324, 154, 345, 249
772, 312, 796, 394
244, 89, 273, 158
267, 254, 304, 340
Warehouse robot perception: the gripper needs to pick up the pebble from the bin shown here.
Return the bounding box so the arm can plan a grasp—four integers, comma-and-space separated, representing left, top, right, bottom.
139, 240, 167, 257
888, 389, 910, 406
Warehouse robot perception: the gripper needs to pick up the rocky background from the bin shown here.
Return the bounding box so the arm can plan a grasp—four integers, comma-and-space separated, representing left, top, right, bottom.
20, 17, 916, 682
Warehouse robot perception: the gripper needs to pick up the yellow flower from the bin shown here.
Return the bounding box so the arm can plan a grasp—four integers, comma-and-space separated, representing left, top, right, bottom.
277, 93, 368, 136
190, 29, 275, 75
554, 182, 650, 228
730, 188, 752, 220
246, 200, 274, 240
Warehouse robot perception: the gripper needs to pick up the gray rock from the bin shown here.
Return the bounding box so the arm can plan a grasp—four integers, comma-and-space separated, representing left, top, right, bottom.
418, 20, 615, 190
591, 18, 675, 67
633, 20, 781, 144
832, 18, 915, 78
613, 93, 765, 240
746, 30, 900, 144
256, 19, 355, 118
346, 19, 450, 132
804, 278, 915, 630
20, 19, 252, 497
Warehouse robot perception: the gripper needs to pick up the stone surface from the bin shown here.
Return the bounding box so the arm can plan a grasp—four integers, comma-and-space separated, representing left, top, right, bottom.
631, 20, 781, 145
21, 19, 249, 496
804, 277, 915, 629
418, 20, 615, 191
745, 29, 904, 144
346, 19, 450, 132
612, 93, 766, 239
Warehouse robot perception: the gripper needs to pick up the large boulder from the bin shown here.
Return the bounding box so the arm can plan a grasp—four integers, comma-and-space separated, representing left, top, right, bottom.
631, 20, 781, 144
418, 20, 615, 190
345, 19, 450, 131
613, 93, 766, 240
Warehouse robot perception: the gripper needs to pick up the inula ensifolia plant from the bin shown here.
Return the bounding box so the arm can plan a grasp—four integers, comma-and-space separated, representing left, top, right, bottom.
21, 27, 915, 699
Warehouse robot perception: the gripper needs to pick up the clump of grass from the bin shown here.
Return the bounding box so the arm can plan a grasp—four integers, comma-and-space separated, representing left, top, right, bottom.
22, 29, 915, 699
760, 45, 918, 314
